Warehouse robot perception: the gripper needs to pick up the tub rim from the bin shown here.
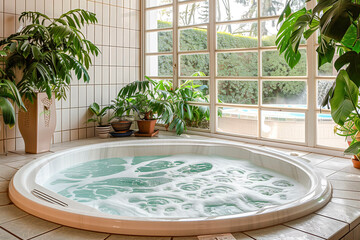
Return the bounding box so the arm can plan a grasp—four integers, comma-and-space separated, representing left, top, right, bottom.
9, 138, 332, 236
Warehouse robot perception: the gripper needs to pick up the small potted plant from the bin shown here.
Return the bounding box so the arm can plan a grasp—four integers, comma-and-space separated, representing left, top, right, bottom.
109, 95, 134, 133
87, 102, 111, 139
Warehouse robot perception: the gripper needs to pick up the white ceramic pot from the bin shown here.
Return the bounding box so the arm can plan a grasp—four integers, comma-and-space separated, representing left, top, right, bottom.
96, 125, 111, 139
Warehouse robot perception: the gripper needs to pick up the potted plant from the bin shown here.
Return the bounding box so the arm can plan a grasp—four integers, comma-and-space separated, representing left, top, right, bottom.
87, 102, 111, 139
0, 10, 99, 153
118, 78, 173, 135
276, 0, 360, 167
109, 95, 134, 132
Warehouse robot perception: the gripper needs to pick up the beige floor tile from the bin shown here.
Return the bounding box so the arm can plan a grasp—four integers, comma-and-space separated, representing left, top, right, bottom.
0, 153, 31, 164
0, 193, 11, 206
329, 171, 360, 181
0, 205, 28, 224
316, 202, 360, 229
5, 159, 33, 169
330, 180, 360, 191
337, 166, 360, 175
333, 190, 360, 200
316, 158, 352, 171
301, 153, 333, 165
317, 167, 336, 177
0, 165, 17, 180
0, 181, 9, 193
108, 235, 170, 240
0, 228, 19, 240
332, 198, 360, 209
1, 215, 60, 239
31, 227, 109, 240
245, 225, 322, 240
284, 213, 348, 240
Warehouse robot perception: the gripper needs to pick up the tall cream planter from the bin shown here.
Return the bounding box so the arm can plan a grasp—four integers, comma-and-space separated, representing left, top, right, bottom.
18, 92, 56, 154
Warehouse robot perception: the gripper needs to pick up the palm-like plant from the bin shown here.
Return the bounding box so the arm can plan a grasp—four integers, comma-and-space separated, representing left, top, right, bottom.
0, 9, 99, 101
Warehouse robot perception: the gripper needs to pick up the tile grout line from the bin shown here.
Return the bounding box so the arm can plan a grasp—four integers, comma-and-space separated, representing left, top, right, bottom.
282, 223, 329, 239
27, 225, 63, 240
0, 226, 22, 240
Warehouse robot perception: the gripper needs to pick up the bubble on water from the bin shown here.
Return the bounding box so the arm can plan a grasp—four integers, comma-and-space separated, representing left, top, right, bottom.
204, 204, 243, 216
177, 183, 201, 191
136, 161, 184, 172
131, 155, 171, 165
272, 180, 294, 187
252, 186, 283, 196
201, 186, 235, 197
178, 163, 213, 174
247, 173, 273, 181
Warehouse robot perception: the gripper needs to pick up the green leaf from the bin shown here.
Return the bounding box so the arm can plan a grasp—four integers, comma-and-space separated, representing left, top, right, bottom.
318, 0, 360, 42
0, 97, 16, 127
330, 70, 359, 125
345, 141, 360, 155
335, 51, 360, 87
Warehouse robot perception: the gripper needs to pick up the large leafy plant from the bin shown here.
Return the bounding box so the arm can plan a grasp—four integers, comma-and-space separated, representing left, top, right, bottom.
276, 0, 360, 156
0, 9, 99, 101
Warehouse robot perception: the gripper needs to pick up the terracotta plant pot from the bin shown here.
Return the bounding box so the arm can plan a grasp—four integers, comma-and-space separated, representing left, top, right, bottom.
18, 92, 56, 154
111, 120, 132, 132
352, 156, 360, 169
96, 125, 111, 139
137, 119, 157, 134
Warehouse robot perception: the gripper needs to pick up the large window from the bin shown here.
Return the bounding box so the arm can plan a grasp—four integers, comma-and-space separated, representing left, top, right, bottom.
143, 0, 347, 150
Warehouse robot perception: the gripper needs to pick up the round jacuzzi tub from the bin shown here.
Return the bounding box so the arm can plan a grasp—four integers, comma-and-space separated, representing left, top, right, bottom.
9, 139, 331, 236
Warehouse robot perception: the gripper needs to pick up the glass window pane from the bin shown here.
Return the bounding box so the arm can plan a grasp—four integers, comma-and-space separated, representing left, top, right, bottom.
261, 111, 305, 143
180, 79, 209, 97
217, 52, 258, 77
187, 105, 210, 129
180, 54, 210, 76
261, 0, 305, 17
178, 1, 209, 26
262, 81, 307, 108
317, 113, 348, 149
217, 0, 257, 21
262, 50, 307, 76
317, 80, 334, 109
179, 26, 208, 51
146, 55, 173, 77
146, 31, 173, 53
217, 80, 258, 105
146, 7, 173, 30
261, 20, 277, 46
146, 0, 172, 8
217, 107, 258, 137
217, 22, 258, 50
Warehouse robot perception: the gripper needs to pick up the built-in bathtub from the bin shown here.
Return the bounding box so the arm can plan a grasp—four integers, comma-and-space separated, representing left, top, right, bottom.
9, 139, 331, 236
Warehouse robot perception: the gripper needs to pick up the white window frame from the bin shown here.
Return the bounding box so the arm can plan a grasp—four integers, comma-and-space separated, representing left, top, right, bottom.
141, 0, 343, 153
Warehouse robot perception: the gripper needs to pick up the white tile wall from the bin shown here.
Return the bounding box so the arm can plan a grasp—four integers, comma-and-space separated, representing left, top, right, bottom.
0, 0, 141, 153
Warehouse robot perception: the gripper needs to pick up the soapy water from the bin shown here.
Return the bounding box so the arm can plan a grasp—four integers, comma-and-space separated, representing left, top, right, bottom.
43, 154, 307, 218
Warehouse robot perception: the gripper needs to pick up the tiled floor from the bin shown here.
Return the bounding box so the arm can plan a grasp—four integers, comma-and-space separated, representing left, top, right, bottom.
1, 133, 360, 240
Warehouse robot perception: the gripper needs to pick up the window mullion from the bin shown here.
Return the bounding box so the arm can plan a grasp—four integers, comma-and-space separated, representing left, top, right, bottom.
306, 0, 317, 147
209, 0, 217, 134
173, 0, 179, 89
